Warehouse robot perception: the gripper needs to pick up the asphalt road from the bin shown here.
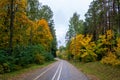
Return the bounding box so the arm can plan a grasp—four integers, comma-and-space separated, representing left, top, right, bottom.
23, 60, 89, 80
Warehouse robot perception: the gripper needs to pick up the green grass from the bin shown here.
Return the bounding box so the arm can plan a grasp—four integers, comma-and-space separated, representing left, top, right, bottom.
0, 61, 55, 80
70, 61, 120, 80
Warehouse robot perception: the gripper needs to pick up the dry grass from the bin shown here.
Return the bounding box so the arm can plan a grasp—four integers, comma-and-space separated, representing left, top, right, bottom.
71, 61, 120, 80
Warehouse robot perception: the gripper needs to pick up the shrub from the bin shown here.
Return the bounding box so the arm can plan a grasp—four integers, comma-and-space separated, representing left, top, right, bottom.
43, 52, 54, 61
82, 55, 96, 62
0, 50, 7, 63
3, 63, 11, 73
0, 44, 54, 73
101, 52, 120, 66
34, 53, 45, 64
10, 64, 22, 71
0, 65, 4, 73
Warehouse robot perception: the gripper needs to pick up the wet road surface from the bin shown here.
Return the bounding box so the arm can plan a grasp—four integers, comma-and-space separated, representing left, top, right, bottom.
23, 60, 89, 80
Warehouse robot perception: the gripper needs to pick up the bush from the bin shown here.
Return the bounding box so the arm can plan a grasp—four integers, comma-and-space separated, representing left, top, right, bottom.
10, 64, 22, 71
3, 63, 10, 73
34, 53, 45, 64
0, 44, 54, 73
0, 50, 7, 63
12, 45, 34, 66
43, 52, 54, 61
101, 52, 120, 66
0, 65, 4, 74
82, 55, 96, 62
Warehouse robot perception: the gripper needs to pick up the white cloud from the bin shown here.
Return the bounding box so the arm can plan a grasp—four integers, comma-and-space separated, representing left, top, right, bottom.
39, 0, 93, 47
55, 24, 68, 47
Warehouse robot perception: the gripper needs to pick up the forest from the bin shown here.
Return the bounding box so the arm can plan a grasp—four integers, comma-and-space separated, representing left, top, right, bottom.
0, 0, 120, 77
0, 0, 57, 73
58, 0, 120, 66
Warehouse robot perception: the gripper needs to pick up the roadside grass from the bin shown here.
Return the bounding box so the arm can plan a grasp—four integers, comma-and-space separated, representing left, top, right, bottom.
0, 61, 56, 80
70, 61, 120, 80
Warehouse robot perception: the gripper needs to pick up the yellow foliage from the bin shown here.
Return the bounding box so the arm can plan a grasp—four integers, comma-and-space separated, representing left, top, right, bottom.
114, 38, 120, 57
101, 52, 120, 66
33, 19, 53, 51
96, 30, 114, 56
69, 34, 97, 61
106, 30, 113, 40
56, 50, 60, 56
34, 53, 45, 64
0, 0, 32, 47
99, 30, 114, 45
0, 0, 53, 54
0, 0, 9, 8
67, 29, 120, 64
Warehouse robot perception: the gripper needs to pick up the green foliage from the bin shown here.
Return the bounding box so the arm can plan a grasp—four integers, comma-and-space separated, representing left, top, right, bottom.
38, 5, 53, 23
0, 44, 54, 74
0, 51, 11, 73
84, 0, 120, 40
65, 12, 84, 42
82, 54, 96, 62
0, 50, 7, 63
49, 20, 57, 57
10, 64, 22, 71
27, 0, 40, 20
0, 0, 56, 74
43, 52, 54, 61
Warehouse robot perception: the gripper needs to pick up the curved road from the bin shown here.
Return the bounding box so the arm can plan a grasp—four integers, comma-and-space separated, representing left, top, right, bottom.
23, 60, 89, 80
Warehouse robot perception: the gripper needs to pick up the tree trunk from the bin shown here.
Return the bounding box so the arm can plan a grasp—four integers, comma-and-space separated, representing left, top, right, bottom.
117, 0, 120, 35
103, 0, 107, 34
9, 0, 15, 54
29, 27, 33, 45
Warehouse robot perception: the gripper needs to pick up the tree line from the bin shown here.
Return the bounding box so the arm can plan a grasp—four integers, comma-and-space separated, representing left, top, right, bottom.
63, 0, 120, 66
0, 0, 57, 73
84, 0, 120, 40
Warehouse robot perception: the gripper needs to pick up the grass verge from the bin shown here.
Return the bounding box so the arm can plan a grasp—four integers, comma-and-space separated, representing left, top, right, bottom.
70, 61, 120, 80
0, 61, 56, 80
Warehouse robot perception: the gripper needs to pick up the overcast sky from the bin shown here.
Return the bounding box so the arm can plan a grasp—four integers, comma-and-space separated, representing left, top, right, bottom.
39, 0, 93, 47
